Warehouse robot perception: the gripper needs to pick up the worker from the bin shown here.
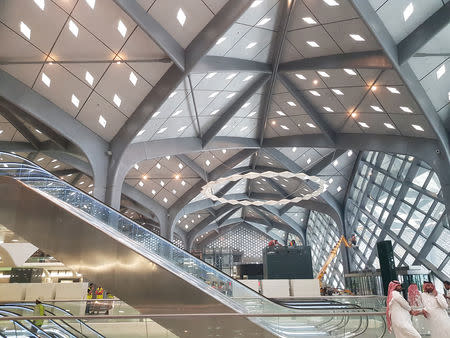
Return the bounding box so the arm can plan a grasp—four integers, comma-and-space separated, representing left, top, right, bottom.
32, 297, 45, 334
351, 234, 357, 246
85, 283, 93, 314
95, 286, 104, 299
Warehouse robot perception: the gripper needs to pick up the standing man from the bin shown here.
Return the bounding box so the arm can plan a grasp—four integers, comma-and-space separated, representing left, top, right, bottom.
32, 297, 45, 334
386, 281, 424, 338
420, 281, 450, 338
443, 281, 450, 305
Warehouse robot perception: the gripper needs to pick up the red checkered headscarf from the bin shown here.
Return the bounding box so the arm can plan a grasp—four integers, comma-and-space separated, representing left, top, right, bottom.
386, 280, 401, 333
408, 284, 422, 307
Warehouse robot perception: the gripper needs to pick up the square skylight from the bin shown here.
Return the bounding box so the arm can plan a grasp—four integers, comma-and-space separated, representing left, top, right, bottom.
206, 72, 217, 79
138, 181, 144, 187
349, 34, 365, 41
153, 111, 160, 117
333, 160, 338, 166
323, 106, 334, 112
243, 75, 253, 82
177, 8, 186, 26
328, 178, 333, 184
85, 71, 94, 86
117, 20, 127, 37
257, 18, 271, 26
151, 189, 156, 195
251, 0, 263, 8
129, 71, 137, 86
85, 0, 95, 9
384, 123, 395, 129
287, 101, 296, 106
303, 17, 317, 25
323, 0, 339, 6
412, 124, 424, 131
41, 73, 51, 87
309, 90, 320, 96
386, 87, 400, 94
317, 71, 330, 77
370, 105, 383, 112
343, 68, 357, 76
276, 110, 286, 116
210, 109, 219, 115
358, 122, 369, 128
156, 163, 161, 169
281, 125, 289, 130
169, 91, 177, 98
400, 106, 413, 113
20, 22, 31, 39
157, 127, 167, 134
226, 93, 236, 99
403, 3, 414, 22
337, 186, 342, 192
295, 74, 306, 80
246, 42, 258, 49
113, 94, 121, 107
173, 110, 182, 116
205, 159, 211, 166
34, 0, 45, 10
181, 180, 186, 186
71, 94, 80, 108
307, 41, 320, 48
163, 197, 168, 203
160, 180, 165, 186
178, 126, 187, 132
436, 64, 446, 80
216, 37, 227, 45
98, 115, 107, 128
347, 150, 353, 157
137, 129, 145, 136
68, 20, 79, 37
307, 158, 311, 164
332, 89, 344, 95
306, 123, 316, 128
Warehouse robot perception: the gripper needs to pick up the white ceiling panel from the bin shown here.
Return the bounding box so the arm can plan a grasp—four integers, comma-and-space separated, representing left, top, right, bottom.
207, 23, 252, 57
287, 26, 341, 58
303, 0, 359, 24
0, 122, 18, 141
225, 27, 276, 61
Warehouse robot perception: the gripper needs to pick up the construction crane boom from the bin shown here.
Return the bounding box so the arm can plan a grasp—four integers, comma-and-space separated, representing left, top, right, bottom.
317, 235, 352, 286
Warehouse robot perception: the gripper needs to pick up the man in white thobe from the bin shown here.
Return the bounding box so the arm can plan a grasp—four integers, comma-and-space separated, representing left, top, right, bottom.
444, 281, 450, 306
387, 281, 424, 338
421, 282, 450, 338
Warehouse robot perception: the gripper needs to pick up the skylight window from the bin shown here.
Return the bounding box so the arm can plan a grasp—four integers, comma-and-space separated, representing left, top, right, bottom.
347, 150, 353, 157
210, 109, 219, 115
222, 149, 227, 154
287, 101, 296, 106
153, 111, 160, 117
71, 94, 79, 108
387, 87, 400, 94
178, 126, 187, 132
181, 180, 186, 186
169, 91, 177, 98
403, 3, 414, 22
251, 0, 263, 8
172, 110, 182, 116
216, 37, 227, 45
85, 71, 94, 86
276, 111, 286, 116
309, 90, 320, 96
205, 159, 211, 166
307, 41, 320, 47
151, 189, 156, 195
98, 115, 107, 128
113, 94, 121, 107
35, 129, 42, 134
160, 180, 165, 186
242, 102, 251, 108
349, 34, 365, 41
34, 0, 45, 10
295, 74, 306, 80
343, 68, 357, 76
333, 160, 338, 166
156, 163, 161, 169
185, 224, 189, 229
206, 72, 217, 79
178, 163, 183, 170
163, 197, 168, 203
157, 127, 167, 134
281, 125, 289, 130
117, 20, 127, 37
337, 186, 342, 192
85, 0, 95, 9
134, 163, 139, 170
138, 181, 144, 187
172, 189, 177, 195
257, 18, 271, 26
137, 129, 145, 136
177, 8, 186, 26
323, 0, 339, 6
332, 89, 344, 95
129, 71, 137, 86
306, 123, 316, 128
400, 106, 413, 113
54, 165, 60, 169
384, 123, 395, 129
317, 71, 330, 77
436, 64, 446, 80
246, 42, 257, 49
292, 147, 297, 152
358, 122, 369, 128
37, 157, 44, 162
303, 17, 317, 25
370, 105, 383, 112
323, 106, 333, 112
226, 93, 236, 99
41, 73, 51, 87
412, 124, 424, 131
68, 20, 79, 37
20, 22, 31, 39
307, 158, 311, 164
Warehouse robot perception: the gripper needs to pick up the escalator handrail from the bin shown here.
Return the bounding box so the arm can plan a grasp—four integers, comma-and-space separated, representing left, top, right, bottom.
0, 309, 51, 338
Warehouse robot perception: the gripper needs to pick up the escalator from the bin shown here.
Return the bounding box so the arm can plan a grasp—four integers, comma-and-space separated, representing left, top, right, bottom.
0, 153, 373, 337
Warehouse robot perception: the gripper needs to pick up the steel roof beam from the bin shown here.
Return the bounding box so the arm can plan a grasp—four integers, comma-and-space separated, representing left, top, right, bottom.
193, 56, 272, 74
176, 154, 208, 182
278, 50, 392, 72
397, 2, 450, 64
0, 105, 40, 150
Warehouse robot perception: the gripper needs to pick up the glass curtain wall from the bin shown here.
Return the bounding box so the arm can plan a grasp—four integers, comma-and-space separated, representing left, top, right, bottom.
345, 151, 449, 282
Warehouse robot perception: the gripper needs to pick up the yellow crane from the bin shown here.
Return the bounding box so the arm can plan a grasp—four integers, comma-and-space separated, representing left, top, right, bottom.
317, 235, 352, 288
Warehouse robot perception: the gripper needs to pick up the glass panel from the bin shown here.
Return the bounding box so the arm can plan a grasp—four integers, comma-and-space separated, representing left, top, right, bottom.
404, 188, 419, 205
412, 167, 430, 187
412, 235, 426, 252
421, 218, 437, 237
398, 203, 411, 221
426, 173, 440, 194
426, 246, 446, 268
436, 228, 450, 252
408, 210, 425, 230
402, 226, 415, 245
417, 194, 433, 211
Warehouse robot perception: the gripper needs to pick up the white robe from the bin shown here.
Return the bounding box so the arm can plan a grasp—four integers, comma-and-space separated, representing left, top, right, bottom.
421, 292, 450, 338
389, 291, 421, 338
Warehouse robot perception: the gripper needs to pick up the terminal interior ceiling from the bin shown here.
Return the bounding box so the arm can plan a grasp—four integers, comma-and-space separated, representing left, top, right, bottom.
0, 0, 449, 289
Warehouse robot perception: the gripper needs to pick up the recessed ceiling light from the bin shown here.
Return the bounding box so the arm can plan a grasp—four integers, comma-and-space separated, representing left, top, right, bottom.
436, 64, 446, 80
243, 75, 254, 82
85, 71, 94, 86
302, 17, 317, 25
181, 180, 186, 186
53, 164, 60, 169
226, 73, 237, 80
210, 109, 219, 115
79, 181, 85, 185
185, 224, 189, 229
276, 111, 286, 116
98, 115, 107, 128
307, 41, 320, 47
221, 124, 228, 130
317, 71, 330, 77
323, 106, 333, 112
172, 189, 177, 195
347, 150, 353, 157
384, 123, 395, 129
172, 110, 182, 116
240, 126, 248, 132
281, 125, 289, 130
332, 89, 344, 95
177, 8, 187, 26
20, 22, 31, 39
370, 105, 383, 112
178, 163, 184, 170
216, 37, 227, 45
137, 129, 145, 136
138, 181, 144, 187
71, 94, 80, 108
257, 17, 271, 26
271, 120, 276, 125
134, 163, 139, 170
295, 74, 306, 80
386, 87, 400, 94
156, 163, 161, 169
400, 106, 413, 113
41, 73, 51, 87
34, 0, 45, 10
68, 20, 79, 37
287, 101, 296, 107
51, 159, 57, 163
35, 129, 42, 134
163, 197, 168, 203
129, 72, 137, 86
358, 122, 369, 128
37, 157, 44, 161
169, 91, 177, 98
403, 3, 414, 22
153, 111, 160, 117
306, 158, 311, 164
412, 124, 424, 131
306, 123, 316, 128
85, 0, 95, 9
337, 186, 342, 192
351, 112, 357, 118
251, 0, 263, 8
246, 42, 258, 49
333, 160, 338, 166
248, 111, 257, 117
206, 72, 217, 79
205, 159, 211, 166
323, 0, 339, 6
157, 127, 167, 134
226, 93, 236, 99
349, 34, 365, 41
160, 180, 165, 186
113, 94, 121, 107
178, 125, 187, 132
309, 90, 320, 96
242, 102, 251, 108
343, 68, 357, 76
151, 189, 156, 195
117, 20, 127, 38
292, 147, 297, 152
222, 149, 227, 154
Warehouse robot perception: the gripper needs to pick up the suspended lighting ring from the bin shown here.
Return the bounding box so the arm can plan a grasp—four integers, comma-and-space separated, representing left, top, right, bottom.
201, 171, 327, 206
